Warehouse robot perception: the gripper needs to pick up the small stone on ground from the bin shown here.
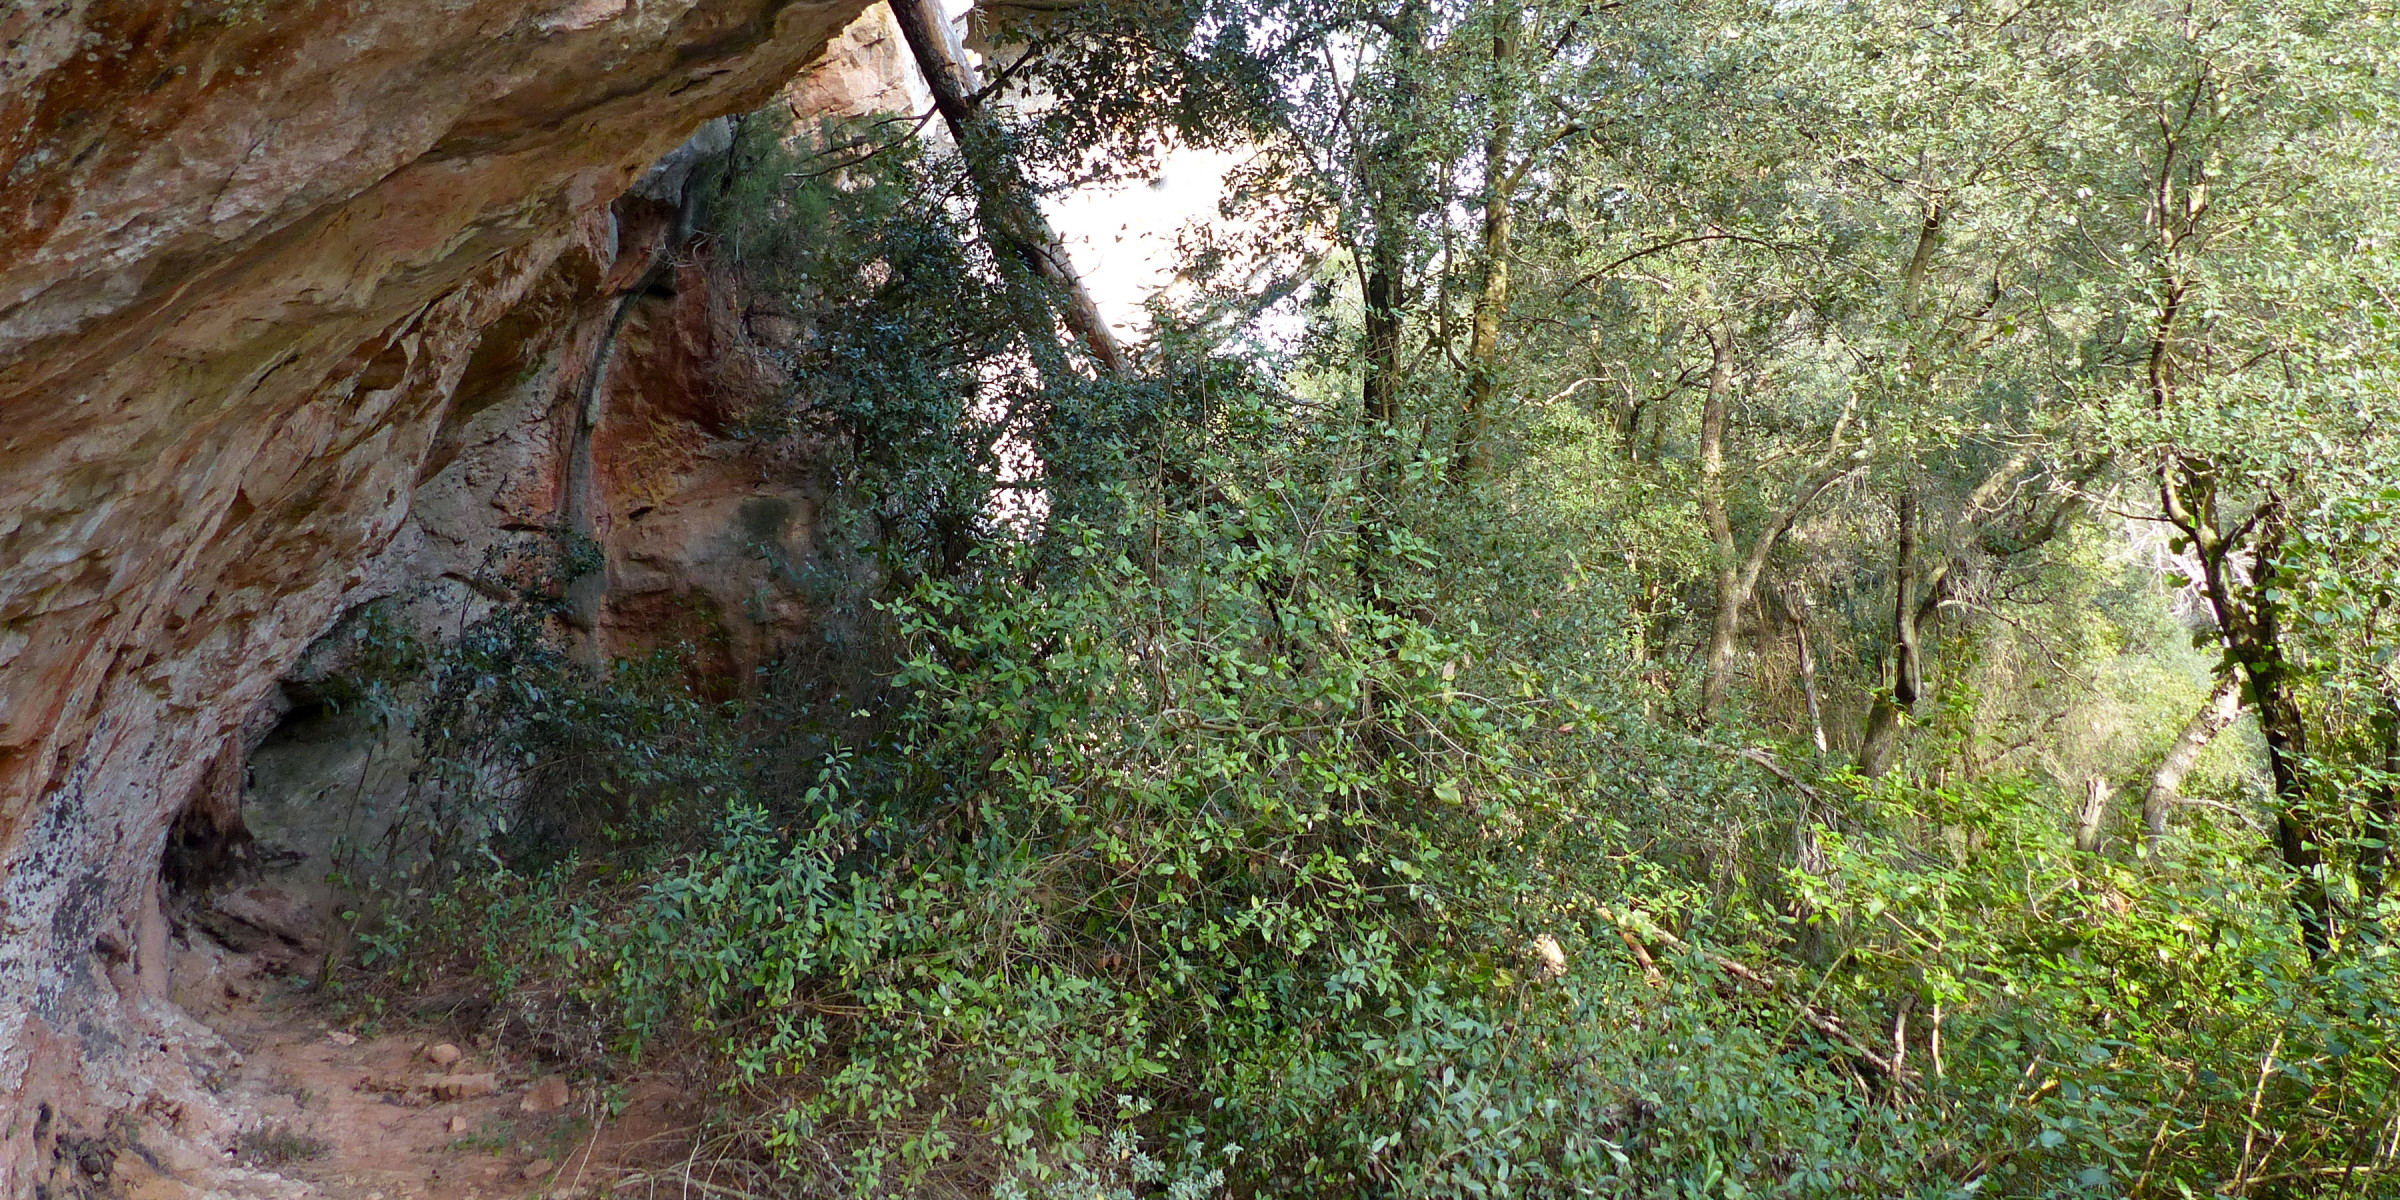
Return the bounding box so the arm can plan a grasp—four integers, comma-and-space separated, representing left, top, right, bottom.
520, 1076, 570, 1113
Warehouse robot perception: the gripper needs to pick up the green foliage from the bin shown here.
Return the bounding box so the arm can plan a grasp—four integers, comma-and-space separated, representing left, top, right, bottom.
381, 413, 2399, 1197
345, 0, 2400, 1194
1806, 771, 2400, 1196
715, 116, 1033, 573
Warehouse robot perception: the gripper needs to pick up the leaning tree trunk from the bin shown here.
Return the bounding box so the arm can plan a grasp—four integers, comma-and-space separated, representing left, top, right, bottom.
887, 0, 1128, 376
2162, 460, 2331, 957
1697, 334, 1854, 725
2142, 675, 2243, 852
2245, 648, 2330, 957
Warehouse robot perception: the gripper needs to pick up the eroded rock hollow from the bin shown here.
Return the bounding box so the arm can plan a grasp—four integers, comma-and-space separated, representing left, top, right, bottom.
0, 0, 911, 1190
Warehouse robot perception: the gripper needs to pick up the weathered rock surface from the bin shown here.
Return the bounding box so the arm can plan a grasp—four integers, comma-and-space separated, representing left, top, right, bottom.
232, 132, 846, 893
0, 0, 894, 1192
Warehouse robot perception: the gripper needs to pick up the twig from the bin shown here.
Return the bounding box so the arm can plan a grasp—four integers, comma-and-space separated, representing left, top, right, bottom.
2232, 1032, 2284, 1191
1601, 907, 1905, 1085
1724, 745, 1823, 801
1614, 926, 1662, 986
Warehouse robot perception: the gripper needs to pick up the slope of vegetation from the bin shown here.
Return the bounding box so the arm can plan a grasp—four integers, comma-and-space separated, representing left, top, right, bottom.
329, 0, 2400, 1195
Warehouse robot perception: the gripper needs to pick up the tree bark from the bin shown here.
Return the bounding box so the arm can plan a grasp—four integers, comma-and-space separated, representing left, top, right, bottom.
1350, 1, 1431, 608
2074, 777, 2113, 855
887, 0, 1129, 376
2359, 692, 2399, 907
1892, 485, 1924, 710
1851, 197, 1946, 774
1853, 450, 2081, 777
1858, 490, 1921, 777
2142, 675, 2242, 852
1699, 333, 1742, 717
1451, 4, 1517, 484
1354, 222, 1409, 608
1788, 586, 1828, 755
2161, 459, 2330, 957
1698, 333, 1854, 723
2133, 111, 2327, 952
1857, 700, 1901, 779
1364, 235, 1406, 435
1899, 199, 1944, 321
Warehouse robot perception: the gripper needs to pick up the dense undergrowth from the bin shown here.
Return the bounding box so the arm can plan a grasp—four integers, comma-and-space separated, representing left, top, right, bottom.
321, 4, 2400, 1193
340, 498, 2400, 1197
334, 421, 2400, 1197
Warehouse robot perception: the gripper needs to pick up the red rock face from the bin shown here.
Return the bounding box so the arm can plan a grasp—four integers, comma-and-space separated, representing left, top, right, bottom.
384, 176, 834, 693
0, 0, 878, 1190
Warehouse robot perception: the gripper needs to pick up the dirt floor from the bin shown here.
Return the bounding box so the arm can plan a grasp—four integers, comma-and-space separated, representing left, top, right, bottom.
134, 888, 713, 1200
207, 1011, 604, 1200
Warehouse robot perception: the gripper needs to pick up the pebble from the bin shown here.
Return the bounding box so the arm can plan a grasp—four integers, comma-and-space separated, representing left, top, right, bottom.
426, 1042, 463, 1067
521, 1158, 556, 1181
520, 1076, 570, 1114
430, 1072, 499, 1100
327, 1030, 358, 1046
449, 1115, 469, 1134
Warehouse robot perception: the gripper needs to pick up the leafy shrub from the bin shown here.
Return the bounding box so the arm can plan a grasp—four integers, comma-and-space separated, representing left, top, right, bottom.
341, 103, 2400, 1200
383, 445, 2400, 1199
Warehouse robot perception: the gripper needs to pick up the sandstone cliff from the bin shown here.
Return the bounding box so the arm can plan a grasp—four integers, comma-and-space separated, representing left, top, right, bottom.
0, 1, 911, 1192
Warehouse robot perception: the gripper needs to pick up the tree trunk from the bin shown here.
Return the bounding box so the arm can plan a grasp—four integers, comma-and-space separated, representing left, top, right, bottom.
2142, 675, 2242, 852
2161, 460, 2331, 957
1698, 333, 1854, 724
1343, 3, 1433, 612
2248, 651, 2330, 956
2137, 121, 2326, 952
1857, 700, 1901, 779
1849, 197, 1954, 774
1451, 5, 1517, 484
1789, 586, 1828, 755
1858, 490, 1921, 777
1354, 224, 1409, 607
2361, 695, 2399, 907
1364, 234, 1406, 436
1893, 487, 1923, 708
2074, 777, 2113, 855
887, 0, 1128, 376
1852, 449, 2079, 778
1699, 334, 1743, 718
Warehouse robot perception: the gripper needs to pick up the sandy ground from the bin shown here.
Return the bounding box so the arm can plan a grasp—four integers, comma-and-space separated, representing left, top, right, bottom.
144, 897, 712, 1200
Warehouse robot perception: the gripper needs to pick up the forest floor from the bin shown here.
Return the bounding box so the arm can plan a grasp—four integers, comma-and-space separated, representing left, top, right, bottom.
156, 892, 708, 1200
